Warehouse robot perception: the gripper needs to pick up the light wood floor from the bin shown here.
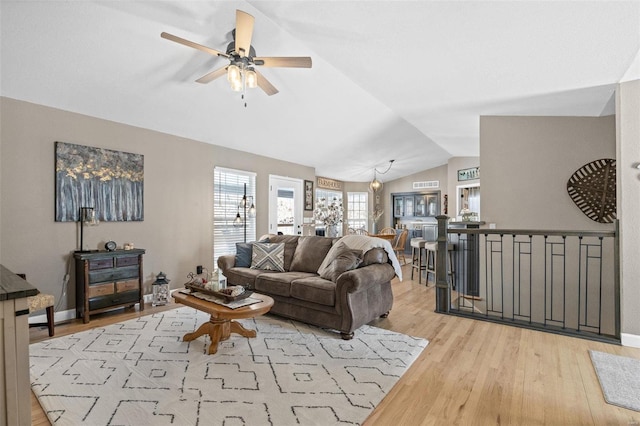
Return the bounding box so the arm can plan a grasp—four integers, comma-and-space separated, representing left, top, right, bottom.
30, 264, 640, 425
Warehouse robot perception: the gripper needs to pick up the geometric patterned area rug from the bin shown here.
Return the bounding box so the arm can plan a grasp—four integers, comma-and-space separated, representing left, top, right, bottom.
589, 350, 640, 412
30, 307, 428, 425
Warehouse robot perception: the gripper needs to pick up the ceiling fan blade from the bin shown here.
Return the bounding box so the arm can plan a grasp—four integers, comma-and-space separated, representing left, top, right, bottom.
253, 57, 312, 68
255, 70, 279, 96
161, 32, 229, 59
195, 66, 228, 84
235, 10, 255, 58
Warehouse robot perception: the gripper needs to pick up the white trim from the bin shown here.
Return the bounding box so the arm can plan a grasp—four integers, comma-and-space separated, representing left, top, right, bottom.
29, 308, 75, 325
268, 175, 303, 236
621, 332, 640, 348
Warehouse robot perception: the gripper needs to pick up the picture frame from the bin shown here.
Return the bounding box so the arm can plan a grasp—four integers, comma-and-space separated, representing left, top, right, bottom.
457, 166, 479, 182
55, 141, 144, 221
304, 180, 314, 211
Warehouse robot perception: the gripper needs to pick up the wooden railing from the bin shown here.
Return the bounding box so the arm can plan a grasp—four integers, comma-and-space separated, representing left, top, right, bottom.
434, 216, 619, 343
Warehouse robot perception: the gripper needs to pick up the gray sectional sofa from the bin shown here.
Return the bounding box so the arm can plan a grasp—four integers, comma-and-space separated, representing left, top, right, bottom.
217, 234, 397, 339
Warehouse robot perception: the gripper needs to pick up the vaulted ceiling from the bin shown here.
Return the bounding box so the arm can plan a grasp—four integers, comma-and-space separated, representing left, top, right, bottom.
2, 1, 638, 182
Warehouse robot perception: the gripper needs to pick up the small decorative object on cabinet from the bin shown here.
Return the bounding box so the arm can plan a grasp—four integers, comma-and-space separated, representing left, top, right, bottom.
152, 271, 170, 306
74, 248, 145, 323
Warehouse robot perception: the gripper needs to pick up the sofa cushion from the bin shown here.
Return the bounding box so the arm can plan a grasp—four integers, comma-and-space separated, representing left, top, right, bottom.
255, 271, 317, 297
291, 276, 336, 307
318, 245, 362, 282
251, 243, 285, 271
289, 236, 334, 273
224, 267, 276, 288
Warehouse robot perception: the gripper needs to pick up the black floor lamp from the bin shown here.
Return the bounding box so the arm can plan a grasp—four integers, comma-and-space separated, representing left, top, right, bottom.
233, 183, 256, 243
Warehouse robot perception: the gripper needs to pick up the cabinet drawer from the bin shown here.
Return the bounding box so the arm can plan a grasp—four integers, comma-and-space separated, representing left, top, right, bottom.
116, 256, 139, 267
89, 266, 139, 283
89, 290, 139, 311
88, 282, 115, 298
116, 279, 139, 293
89, 258, 114, 270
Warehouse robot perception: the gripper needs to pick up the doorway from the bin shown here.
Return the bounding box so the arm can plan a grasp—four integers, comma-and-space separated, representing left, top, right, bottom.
456, 183, 480, 220
268, 176, 303, 236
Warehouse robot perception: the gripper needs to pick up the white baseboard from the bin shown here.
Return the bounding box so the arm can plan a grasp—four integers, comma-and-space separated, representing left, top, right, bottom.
28, 308, 75, 325
29, 294, 155, 325
621, 333, 640, 348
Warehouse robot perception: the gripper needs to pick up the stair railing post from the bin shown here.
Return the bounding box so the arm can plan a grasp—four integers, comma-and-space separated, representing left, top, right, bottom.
435, 215, 450, 313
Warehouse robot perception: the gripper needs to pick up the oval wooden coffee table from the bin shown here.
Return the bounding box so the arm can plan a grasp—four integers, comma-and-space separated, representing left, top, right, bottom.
173, 291, 274, 355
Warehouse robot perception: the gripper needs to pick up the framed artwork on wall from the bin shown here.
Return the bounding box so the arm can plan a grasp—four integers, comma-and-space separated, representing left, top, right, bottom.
55, 141, 144, 222
458, 166, 479, 181
304, 180, 314, 211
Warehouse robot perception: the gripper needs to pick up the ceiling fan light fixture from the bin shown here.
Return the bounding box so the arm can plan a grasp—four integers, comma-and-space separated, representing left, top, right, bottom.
245, 69, 257, 88
227, 64, 240, 83
230, 78, 243, 92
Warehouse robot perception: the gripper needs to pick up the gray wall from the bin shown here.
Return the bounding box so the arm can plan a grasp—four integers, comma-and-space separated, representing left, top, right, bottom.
479, 112, 640, 344
480, 115, 616, 230
617, 80, 640, 342
0, 97, 315, 312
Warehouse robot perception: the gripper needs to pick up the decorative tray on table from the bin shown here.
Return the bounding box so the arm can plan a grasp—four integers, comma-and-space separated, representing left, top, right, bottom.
184, 283, 253, 302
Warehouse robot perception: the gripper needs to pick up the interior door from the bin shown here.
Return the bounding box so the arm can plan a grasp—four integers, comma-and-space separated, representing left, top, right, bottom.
268, 175, 303, 236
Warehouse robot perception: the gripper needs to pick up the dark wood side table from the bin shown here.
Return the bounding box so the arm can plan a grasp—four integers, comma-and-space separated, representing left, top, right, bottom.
74, 249, 145, 323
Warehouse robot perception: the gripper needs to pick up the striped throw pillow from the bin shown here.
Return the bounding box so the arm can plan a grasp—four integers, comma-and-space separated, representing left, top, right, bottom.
250, 242, 285, 272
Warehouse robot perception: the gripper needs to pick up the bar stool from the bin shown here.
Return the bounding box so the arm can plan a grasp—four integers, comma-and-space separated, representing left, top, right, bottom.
410, 238, 427, 284
424, 242, 456, 287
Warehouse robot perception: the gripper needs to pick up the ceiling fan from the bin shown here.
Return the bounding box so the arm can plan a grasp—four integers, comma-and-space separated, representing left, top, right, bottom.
161, 9, 312, 96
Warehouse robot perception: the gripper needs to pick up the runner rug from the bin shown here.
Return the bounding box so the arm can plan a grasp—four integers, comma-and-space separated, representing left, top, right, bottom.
589, 350, 640, 412
30, 307, 427, 425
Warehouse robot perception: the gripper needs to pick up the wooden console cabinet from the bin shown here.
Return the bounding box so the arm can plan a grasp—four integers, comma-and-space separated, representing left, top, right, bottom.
74, 249, 145, 323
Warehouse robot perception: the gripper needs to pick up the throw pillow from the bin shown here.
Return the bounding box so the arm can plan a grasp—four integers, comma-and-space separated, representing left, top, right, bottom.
235, 238, 271, 268
251, 242, 285, 272
318, 246, 363, 282
317, 240, 347, 273
235, 243, 253, 267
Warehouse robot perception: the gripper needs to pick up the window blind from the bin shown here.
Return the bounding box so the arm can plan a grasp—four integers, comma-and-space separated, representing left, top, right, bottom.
213, 167, 256, 265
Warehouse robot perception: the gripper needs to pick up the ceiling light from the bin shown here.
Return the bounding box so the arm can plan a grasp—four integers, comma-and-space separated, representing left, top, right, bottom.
245, 69, 257, 89
230, 77, 243, 92
369, 172, 383, 193
227, 64, 240, 83
369, 160, 395, 193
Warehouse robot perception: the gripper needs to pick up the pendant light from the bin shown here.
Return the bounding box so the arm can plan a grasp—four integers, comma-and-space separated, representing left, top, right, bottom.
369, 160, 395, 193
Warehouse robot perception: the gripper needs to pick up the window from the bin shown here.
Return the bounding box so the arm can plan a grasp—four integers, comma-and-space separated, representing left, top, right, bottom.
315, 189, 343, 236
277, 189, 295, 235
213, 167, 256, 265
347, 192, 368, 232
